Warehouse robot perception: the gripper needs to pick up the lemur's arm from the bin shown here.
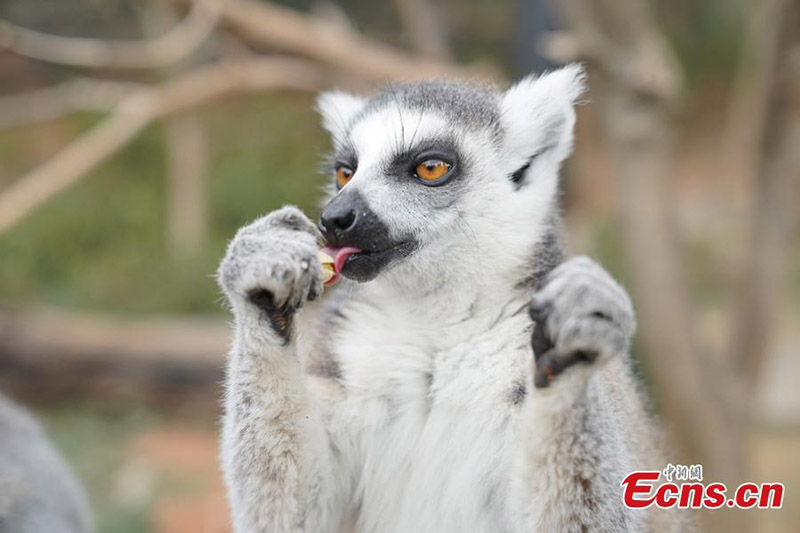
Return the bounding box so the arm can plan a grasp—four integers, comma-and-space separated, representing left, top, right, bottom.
516, 256, 646, 531
217, 207, 345, 533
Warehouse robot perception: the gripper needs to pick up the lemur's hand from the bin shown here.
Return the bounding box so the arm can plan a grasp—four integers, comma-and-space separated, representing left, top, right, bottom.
217, 206, 323, 342
528, 256, 635, 389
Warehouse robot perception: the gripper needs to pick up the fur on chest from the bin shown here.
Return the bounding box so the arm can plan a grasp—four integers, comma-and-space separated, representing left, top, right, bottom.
318, 299, 534, 411
304, 302, 535, 532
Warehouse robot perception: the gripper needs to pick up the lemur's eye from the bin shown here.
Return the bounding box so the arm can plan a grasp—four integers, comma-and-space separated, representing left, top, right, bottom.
335, 165, 354, 188
414, 159, 451, 183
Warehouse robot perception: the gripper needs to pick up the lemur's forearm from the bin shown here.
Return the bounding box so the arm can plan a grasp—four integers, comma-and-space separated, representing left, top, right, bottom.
223, 315, 346, 533
222, 327, 309, 532
517, 256, 642, 531
518, 366, 643, 532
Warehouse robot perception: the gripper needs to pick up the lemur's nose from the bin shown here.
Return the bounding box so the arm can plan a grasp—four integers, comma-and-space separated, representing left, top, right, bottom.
319, 199, 357, 242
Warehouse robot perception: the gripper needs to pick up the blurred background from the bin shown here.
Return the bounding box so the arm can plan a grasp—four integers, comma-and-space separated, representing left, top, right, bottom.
0, 0, 798, 531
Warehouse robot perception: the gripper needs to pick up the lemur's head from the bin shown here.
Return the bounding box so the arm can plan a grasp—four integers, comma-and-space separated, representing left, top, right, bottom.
316, 65, 585, 291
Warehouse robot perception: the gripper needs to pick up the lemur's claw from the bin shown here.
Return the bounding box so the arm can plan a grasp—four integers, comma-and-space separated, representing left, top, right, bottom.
533, 348, 600, 388
246, 289, 297, 341
530, 319, 553, 359
529, 256, 635, 388
528, 299, 551, 323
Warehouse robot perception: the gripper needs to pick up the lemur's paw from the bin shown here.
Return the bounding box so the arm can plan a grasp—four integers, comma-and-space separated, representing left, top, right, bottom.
217, 206, 323, 340
529, 256, 635, 389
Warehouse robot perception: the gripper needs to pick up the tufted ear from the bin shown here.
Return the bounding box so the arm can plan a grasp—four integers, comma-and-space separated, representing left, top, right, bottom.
315, 90, 367, 143
500, 64, 586, 186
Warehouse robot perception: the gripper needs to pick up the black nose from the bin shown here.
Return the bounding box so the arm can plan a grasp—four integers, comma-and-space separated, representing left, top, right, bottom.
319, 197, 358, 243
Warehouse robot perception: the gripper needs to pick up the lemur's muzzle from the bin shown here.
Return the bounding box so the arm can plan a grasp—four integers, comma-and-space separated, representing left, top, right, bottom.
319, 189, 362, 245
318, 190, 416, 283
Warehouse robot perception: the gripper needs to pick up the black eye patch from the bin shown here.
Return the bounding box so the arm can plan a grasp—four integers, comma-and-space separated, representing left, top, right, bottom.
385, 137, 460, 183
332, 145, 358, 173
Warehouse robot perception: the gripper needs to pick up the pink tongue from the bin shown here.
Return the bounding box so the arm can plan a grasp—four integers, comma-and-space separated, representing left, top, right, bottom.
321, 245, 362, 281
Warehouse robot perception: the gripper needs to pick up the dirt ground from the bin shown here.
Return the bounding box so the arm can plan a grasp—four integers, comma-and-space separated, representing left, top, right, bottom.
130, 428, 230, 533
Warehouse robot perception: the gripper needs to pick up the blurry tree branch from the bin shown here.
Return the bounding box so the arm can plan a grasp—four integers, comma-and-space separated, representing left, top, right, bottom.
723, 0, 789, 183
0, 57, 326, 235
558, 0, 680, 100
0, 79, 145, 129
164, 0, 486, 80
391, 0, 453, 60
164, 114, 209, 255
537, 30, 582, 64
0, 0, 220, 70
140, 1, 212, 257
729, 0, 800, 392
0, 305, 227, 409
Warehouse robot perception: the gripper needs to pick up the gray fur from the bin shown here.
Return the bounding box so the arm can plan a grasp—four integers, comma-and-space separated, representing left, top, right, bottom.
355, 81, 503, 138
0, 394, 91, 533
517, 217, 565, 290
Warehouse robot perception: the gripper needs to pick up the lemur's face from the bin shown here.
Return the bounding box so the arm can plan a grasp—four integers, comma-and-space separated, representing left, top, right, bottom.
316, 66, 585, 288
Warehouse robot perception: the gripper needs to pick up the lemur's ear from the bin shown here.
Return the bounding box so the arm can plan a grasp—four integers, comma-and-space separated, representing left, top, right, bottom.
316, 90, 367, 142
500, 64, 586, 185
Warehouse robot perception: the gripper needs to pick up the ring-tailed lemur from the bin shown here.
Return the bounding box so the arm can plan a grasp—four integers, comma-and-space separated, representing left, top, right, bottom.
0, 393, 91, 533
217, 65, 675, 532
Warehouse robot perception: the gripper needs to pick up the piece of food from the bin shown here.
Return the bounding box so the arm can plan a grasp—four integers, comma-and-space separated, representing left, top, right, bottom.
318, 246, 362, 286
318, 250, 337, 285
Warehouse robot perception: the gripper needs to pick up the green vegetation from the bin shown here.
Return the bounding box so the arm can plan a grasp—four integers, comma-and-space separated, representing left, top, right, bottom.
0, 94, 327, 314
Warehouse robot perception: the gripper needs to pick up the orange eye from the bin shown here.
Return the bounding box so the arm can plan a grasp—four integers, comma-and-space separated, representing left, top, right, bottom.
336, 166, 354, 188
415, 159, 451, 182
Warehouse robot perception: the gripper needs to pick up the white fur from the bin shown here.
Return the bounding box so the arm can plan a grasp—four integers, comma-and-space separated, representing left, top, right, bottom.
500, 64, 586, 181
316, 90, 367, 145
